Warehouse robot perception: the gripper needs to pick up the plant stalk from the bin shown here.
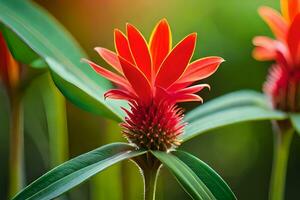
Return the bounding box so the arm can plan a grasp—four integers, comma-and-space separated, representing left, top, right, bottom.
41, 74, 69, 167
137, 153, 161, 200
143, 165, 159, 200
269, 123, 293, 200
9, 93, 24, 198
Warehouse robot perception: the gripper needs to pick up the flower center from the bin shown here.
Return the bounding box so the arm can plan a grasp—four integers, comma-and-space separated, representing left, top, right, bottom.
121, 100, 185, 151
265, 65, 300, 112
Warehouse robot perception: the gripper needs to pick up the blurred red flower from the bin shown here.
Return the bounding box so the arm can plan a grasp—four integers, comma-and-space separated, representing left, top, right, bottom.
0, 32, 19, 93
84, 19, 223, 150
253, 0, 300, 111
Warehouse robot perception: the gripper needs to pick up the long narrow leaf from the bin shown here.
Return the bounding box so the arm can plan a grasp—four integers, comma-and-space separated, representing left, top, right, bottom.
0, 0, 125, 121
23, 75, 51, 166
152, 151, 215, 200
185, 90, 268, 122
12, 143, 145, 200
39, 73, 69, 166
0, 23, 43, 67
182, 106, 287, 142
173, 151, 236, 200
290, 114, 300, 136
46, 58, 126, 119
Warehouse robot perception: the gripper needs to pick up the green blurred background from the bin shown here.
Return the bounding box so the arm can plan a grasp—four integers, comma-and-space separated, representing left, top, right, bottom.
1, 0, 300, 199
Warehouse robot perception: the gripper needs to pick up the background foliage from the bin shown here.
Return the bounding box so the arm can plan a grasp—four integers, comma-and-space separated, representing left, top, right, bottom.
1, 0, 300, 199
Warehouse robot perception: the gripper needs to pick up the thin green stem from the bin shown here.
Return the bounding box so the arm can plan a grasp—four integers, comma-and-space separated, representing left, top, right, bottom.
9, 94, 24, 198
143, 165, 159, 200
139, 153, 161, 200
134, 153, 161, 200
41, 74, 69, 167
269, 125, 293, 200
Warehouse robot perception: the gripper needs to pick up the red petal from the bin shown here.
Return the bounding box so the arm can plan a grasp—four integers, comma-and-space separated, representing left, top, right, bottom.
252, 36, 278, 61
127, 24, 152, 80
114, 29, 134, 64
287, 14, 300, 66
177, 56, 223, 83
104, 89, 135, 101
253, 46, 277, 61
149, 19, 172, 74
252, 36, 291, 66
119, 56, 152, 104
259, 6, 288, 41
94, 47, 123, 74
175, 84, 210, 94
173, 93, 203, 103
281, 0, 300, 22
154, 86, 169, 102
168, 81, 193, 91
253, 36, 278, 47
155, 33, 197, 88
168, 84, 208, 103
288, 0, 300, 22
82, 58, 130, 89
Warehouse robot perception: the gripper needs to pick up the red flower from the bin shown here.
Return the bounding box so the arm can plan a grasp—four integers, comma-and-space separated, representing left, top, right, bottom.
84, 19, 223, 150
253, 0, 300, 111
0, 32, 19, 92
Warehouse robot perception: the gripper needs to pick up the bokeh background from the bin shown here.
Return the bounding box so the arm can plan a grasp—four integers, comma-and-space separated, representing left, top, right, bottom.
1, 0, 300, 199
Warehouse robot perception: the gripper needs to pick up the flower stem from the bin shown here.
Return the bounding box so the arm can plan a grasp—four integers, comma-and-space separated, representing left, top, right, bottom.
269, 124, 293, 200
9, 93, 24, 198
143, 165, 159, 200
135, 153, 161, 200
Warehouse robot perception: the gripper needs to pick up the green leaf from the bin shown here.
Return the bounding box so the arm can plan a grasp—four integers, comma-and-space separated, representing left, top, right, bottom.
152, 151, 215, 200
46, 58, 126, 119
38, 73, 69, 166
185, 90, 268, 122
12, 143, 145, 200
0, 23, 43, 67
0, 0, 125, 121
290, 113, 300, 136
173, 151, 236, 200
29, 58, 47, 68
182, 106, 287, 142
23, 74, 52, 166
